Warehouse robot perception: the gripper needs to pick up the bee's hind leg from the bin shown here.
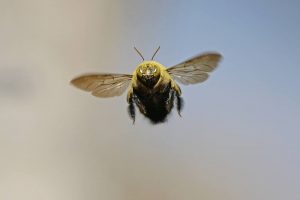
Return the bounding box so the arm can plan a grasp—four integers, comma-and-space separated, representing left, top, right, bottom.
128, 101, 135, 124
176, 94, 183, 117
171, 81, 183, 117
127, 90, 135, 124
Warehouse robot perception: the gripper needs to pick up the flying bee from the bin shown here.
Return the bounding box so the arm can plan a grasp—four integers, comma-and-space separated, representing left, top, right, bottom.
70, 47, 222, 124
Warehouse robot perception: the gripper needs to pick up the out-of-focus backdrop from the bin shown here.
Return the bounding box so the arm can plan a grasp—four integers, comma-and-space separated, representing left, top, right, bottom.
1, 0, 299, 199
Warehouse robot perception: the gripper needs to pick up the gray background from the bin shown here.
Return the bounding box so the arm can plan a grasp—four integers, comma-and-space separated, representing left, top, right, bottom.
1, 0, 299, 199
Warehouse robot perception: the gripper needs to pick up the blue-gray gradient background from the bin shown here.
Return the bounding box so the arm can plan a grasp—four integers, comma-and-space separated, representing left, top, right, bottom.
0, 0, 299, 199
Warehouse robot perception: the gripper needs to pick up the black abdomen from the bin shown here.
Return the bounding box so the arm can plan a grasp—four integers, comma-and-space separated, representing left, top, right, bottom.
133, 83, 175, 124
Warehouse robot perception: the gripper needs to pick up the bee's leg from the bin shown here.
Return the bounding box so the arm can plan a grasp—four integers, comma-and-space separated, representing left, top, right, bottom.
165, 90, 175, 112
176, 94, 183, 117
127, 89, 135, 124
171, 81, 183, 117
134, 96, 147, 115
171, 81, 182, 96
128, 100, 135, 124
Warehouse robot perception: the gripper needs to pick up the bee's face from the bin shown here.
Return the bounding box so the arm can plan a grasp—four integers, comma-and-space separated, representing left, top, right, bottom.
136, 62, 161, 87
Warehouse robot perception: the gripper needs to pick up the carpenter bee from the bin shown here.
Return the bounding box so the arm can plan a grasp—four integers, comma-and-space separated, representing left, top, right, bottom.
70, 47, 222, 124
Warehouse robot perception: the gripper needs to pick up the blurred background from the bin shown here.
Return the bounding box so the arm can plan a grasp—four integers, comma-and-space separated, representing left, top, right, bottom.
1, 0, 300, 199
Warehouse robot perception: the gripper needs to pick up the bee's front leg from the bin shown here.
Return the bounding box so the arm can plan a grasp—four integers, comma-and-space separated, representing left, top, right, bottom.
127, 89, 135, 124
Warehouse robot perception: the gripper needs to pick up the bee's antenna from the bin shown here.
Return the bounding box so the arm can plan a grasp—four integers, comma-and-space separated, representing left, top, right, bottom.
134, 47, 144, 61
151, 46, 160, 60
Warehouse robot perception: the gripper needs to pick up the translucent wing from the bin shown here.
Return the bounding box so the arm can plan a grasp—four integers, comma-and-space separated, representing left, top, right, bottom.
70, 73, 132, 98
167, 52, 222, 85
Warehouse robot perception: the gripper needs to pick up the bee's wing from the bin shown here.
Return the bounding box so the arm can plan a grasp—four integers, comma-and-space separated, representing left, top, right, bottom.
167, 52, 222, 85
70, 73, 132, 98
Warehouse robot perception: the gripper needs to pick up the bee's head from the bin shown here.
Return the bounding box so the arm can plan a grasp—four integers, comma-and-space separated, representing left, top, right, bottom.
136, 62, 161, 87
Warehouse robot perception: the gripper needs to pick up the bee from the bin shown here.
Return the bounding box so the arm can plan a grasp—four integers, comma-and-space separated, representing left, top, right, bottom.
70, 47, 222, 124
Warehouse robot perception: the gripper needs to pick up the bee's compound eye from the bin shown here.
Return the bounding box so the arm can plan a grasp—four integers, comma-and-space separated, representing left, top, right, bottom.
153, 67, 157, 73
139, 68, 143, 73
